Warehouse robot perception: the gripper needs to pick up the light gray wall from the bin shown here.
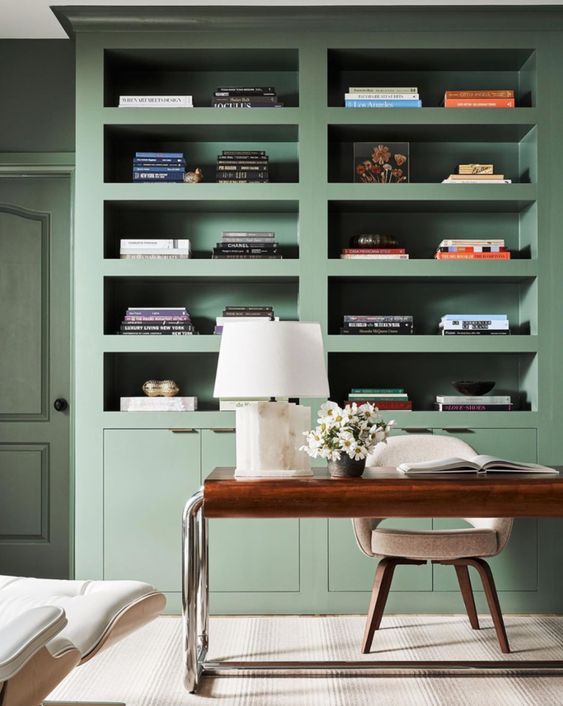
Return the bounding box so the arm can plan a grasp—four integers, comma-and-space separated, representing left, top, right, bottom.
0, 40, 75, 152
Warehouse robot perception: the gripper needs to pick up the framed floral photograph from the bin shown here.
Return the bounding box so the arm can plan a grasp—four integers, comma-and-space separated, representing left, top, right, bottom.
353, 142, 410, 183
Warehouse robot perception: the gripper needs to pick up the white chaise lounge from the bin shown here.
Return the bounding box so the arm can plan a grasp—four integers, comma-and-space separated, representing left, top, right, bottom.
0, 576, 165, 706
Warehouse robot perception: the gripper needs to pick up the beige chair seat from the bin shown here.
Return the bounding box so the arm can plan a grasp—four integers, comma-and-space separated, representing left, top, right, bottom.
371, 526, 498, 561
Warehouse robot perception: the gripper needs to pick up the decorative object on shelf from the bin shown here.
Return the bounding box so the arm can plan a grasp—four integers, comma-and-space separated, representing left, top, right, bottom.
142, 379, 180, 397
440, 314, 510, 335
214, 321, 330, 478
118, 95, 193, 108
442, 163, 511, 184
452, 380, 496, 396
340, 315, 414, 335
120, 396, 198, 412
215, 150, 269, 183
214, 305, 276, 335
353, 142, 409, 183
344, 388, 413, 411
434, 239, 511, 260
212, 86, 283, 108
118, 307, 197, 335
132, 151, 186, 182
119, 239, 192, 260
345, 86, 421, 109
458, 163, 494, 175
212, 231, 281, 259
350, 234, 399, 249
342, 233, 408, 259
301, 401, 394, 478
184, 168, 204, 183
444, 90, 515, 108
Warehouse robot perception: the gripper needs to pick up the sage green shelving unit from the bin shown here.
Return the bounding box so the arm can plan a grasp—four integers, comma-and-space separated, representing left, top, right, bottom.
62, 6, 563, 614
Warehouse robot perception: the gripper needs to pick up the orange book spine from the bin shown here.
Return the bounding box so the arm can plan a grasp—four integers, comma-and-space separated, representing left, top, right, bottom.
435, 252, 512, 260
445, 90, 514, 99
445, 98, 515, 108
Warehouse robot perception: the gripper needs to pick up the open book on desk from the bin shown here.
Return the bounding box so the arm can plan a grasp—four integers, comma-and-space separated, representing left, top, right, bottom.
398, 455, 558, 475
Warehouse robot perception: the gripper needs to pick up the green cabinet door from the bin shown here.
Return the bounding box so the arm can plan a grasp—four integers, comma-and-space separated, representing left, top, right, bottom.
328, 429, 433, 592
433, 428, 538, 593
103, 429, 201, 595
201, 430, 300, 594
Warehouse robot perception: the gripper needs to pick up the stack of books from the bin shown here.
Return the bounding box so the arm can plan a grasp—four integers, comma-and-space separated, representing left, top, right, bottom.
340, 315, 414, 335
440, 314, 510, 336
119, 307, 197, 335
345, 87, 421, 108
121, 396, 198, 412
442, 163, 511, 185
132, 151, 186, 182
212, 231, 281, 259
444, 90, 515, 108
434, 395, 512, 412
119, 239, 191, 259
119, 95, 193, 108
216, 150, 269, 183
345, 388, 413, 411
212, 86, 283, 108
340, 246, 408, 260
214, 306, 277, 335
434, 239, 510, 260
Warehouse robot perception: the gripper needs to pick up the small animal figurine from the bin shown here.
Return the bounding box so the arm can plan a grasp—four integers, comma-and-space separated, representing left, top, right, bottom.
184, 168, 204, 183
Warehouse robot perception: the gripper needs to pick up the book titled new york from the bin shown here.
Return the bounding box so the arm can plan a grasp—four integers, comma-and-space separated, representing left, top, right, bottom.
398, 455, 556, 475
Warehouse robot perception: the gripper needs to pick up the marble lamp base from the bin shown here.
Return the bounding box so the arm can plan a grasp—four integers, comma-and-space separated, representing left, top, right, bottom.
235, 401, 312, 478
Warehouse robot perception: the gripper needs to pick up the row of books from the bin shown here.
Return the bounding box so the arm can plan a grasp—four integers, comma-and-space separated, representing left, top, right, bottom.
214, 306, 277, 335
434, 239, 511, 260
118, 307, 198, 335
212, 86, 283, 109
443, 163, 512, 185
121, 396, 198, 412
345, 86, 422, 109
440, 314, 510, 336
119, 239, 192, 259
340, 315, 414, 335
344, 388, 413, 411
434, 395, 513, 411
132, 151, 186, 182
212, 231, 281, 259
216, 150, 269, 183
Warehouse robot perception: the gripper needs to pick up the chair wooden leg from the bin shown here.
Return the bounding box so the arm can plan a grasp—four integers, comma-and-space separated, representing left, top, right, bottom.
468, 557, 511, 654
454, 563, 480, 630
361, 557, 425, 654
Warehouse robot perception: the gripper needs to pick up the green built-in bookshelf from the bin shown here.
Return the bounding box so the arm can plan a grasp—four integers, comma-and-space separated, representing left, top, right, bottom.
62, 6, 563, 615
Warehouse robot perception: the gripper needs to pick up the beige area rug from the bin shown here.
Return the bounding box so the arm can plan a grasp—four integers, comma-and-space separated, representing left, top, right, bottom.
49, 615, 563, 705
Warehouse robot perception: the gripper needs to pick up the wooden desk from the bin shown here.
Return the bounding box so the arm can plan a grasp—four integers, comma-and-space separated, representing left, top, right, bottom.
182, 467, 563, 693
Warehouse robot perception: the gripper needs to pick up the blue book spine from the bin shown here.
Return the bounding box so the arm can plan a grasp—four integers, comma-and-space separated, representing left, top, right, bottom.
442, 314, 508, 320
132, 172, 185, 182
133, 165, 186, 173
344, 99, 422, 108
135, 151, 185, 159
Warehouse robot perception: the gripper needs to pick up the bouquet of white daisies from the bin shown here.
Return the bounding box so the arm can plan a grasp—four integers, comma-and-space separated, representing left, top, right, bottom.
300, 401, 394, 462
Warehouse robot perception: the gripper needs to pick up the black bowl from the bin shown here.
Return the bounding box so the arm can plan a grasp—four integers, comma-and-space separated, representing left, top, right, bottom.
452, 380, 495, 396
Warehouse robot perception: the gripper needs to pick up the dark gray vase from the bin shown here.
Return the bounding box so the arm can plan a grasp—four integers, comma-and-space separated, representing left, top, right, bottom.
328, 456, 366, 478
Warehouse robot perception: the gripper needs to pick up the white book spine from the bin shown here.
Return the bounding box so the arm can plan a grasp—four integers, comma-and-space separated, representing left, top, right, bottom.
344, 93, 419, 100
119, 95, 193, 107
348, 87, 418, 93
120, 239, 191, 249
436, 396, 512, 404
119, 248, 191, 256
442, 179, 512, 184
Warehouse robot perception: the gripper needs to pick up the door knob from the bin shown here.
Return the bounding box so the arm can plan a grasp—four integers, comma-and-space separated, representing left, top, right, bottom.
53, 398, 68, 412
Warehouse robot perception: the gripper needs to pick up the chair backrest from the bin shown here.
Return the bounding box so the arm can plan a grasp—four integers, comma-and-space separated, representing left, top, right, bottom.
353, 434, 513, 556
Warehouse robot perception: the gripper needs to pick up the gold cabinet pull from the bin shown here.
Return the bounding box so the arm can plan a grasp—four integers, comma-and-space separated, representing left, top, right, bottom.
170, 428, 197, 433
212, 428, 236, 433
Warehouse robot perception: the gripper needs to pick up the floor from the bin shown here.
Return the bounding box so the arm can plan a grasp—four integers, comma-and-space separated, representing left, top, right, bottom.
49, 614, 563, 705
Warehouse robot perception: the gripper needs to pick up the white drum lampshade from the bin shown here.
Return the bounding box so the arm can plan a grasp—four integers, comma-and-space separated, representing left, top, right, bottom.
213, 321, 330, 477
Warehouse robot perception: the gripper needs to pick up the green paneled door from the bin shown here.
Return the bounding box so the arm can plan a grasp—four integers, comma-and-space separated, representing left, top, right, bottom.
0, 175, 71, 578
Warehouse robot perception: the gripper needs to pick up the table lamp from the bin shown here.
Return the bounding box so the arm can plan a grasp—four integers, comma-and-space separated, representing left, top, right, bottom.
213, 321, 330, 478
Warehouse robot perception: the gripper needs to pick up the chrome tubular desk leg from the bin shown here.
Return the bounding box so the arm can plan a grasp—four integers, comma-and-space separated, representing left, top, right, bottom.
197, 514, 209, 656
182, 489, 203, 693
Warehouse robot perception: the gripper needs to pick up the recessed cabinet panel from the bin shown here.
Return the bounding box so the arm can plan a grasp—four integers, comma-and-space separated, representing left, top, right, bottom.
432, 428, 538, 591
201, 430, 300, 592
103, 429, 201, 592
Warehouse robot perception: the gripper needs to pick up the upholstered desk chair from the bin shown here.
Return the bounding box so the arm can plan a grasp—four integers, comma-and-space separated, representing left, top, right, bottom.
0, 576, 165, 706
353, 434, 513, 654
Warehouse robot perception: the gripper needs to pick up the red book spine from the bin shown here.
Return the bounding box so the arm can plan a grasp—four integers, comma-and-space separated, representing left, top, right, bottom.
445, 90, 514, 99
435, 252, 511, 260
341, 248, 406, 254
346, 400, 413, 410
445, 98, 515, 108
